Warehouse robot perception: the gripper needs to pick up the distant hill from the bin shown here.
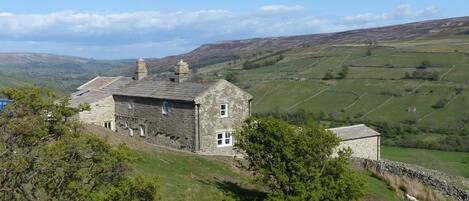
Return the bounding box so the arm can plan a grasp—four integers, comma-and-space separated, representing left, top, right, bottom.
147, 16, 469, 72
0, 53, 133, 92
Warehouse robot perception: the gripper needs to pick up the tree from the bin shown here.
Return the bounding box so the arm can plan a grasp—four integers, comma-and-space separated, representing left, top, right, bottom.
0, 87, 160, 200
235, 117, 366, 201
323, 69, 335, 80
419, 60, 431, 69
429, 71, 440, 81
225, 72, 240, 83
338, 66, 350, 79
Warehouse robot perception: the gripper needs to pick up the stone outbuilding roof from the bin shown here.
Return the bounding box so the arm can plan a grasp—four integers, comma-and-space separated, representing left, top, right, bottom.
114, 79, 218, 101
328, 124, 380, 141
69, 76, 133, 108
77, 76, 122, 91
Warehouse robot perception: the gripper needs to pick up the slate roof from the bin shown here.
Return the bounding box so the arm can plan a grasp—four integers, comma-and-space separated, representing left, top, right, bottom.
69, 90, 111, 108
328, 124, 380, 141
70, 76, 133, 108
114, 79, 217, 101
77, 76, 121, 91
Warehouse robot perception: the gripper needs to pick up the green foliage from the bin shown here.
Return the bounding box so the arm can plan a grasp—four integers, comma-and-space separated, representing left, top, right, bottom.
323, 69, 335, 80
225, 72, 240, 83
432, 98, 449, 109
235, 117, 366, 201
420, 60, 432, 68
0, 87, 160, 200
338, 66, 350, 79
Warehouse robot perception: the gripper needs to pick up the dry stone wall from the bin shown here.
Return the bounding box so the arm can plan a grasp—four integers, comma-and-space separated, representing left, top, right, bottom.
354, 158, 469, 201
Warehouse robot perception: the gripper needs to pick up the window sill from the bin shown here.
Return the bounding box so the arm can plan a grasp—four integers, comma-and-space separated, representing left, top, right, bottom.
217, 144, 233, 148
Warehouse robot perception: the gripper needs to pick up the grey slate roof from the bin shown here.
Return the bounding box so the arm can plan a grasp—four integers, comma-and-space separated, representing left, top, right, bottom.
328, 124, 380, 141
114, 80, 217, 101
77, 76, 120, 91
69, 76, 133, 108
69, 90, 111, 108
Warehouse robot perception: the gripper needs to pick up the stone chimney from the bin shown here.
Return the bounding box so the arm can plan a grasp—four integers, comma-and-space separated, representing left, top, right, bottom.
174, 59, 190, 83
134, 58, 148, 80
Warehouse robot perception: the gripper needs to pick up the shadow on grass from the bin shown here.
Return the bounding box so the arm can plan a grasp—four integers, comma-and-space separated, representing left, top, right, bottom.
199, 179, 267, 201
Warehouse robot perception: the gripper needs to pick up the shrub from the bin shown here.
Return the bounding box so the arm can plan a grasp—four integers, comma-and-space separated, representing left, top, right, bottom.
235, 117, 366, 201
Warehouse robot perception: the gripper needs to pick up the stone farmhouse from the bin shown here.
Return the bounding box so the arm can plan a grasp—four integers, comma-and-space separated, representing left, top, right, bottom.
70, 58, 380, 158
71, 59, 252, 155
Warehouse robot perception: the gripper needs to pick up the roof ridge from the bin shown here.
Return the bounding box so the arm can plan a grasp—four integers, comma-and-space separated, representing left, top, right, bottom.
328, 124, 366, 130
97, 76, 123, 90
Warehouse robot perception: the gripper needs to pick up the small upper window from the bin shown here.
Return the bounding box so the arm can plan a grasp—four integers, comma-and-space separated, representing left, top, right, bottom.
104, 121, 112, 130
220, 104, 228, 118
139, 126, 145, 137
128, 128, 134, 137
162, 101, 170, 115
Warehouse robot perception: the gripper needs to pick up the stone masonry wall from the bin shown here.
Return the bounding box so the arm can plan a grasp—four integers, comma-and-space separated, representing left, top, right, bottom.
195, 80, 251, 155
337, 136, 380, 160
354, 158, 469, 201
114, 95, 196, 151
78, 95, 115, 130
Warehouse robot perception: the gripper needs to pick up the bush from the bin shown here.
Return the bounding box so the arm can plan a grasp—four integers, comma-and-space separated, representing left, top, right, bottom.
323, 69, 335, 80
432, 98, 449, 109
235, 117, 366, 200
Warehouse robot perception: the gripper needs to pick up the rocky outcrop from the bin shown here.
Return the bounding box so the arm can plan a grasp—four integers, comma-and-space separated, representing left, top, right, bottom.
353, 158, 469, 201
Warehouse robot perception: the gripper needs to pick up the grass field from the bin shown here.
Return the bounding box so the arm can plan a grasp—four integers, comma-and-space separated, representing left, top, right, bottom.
381, 146, 469, 178
131, 149, 405, 201
197, 35, 469, 132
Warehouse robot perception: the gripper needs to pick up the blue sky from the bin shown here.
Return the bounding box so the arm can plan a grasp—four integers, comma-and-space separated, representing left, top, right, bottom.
0, 0, 467, 59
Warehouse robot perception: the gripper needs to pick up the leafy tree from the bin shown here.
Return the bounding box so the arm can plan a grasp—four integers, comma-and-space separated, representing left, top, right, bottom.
433, 98, 449, 109
429, 71, 440, 81
338, 66, 350, 79
235, 117, 366, 201
323, 69, 335, 80
419, 60, 431, 69
0, 87, 160, 200
225, 72, 240, 83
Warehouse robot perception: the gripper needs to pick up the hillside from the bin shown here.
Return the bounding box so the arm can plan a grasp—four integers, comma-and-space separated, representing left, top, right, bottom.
0, 53, 133, 92
146, 16, 469, 72
194, 34, 469, 151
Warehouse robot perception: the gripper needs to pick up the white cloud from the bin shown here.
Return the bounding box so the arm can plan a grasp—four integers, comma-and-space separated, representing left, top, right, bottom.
258, 5, 304, 13
0, 4, 440, 58
340, 4, 440, 24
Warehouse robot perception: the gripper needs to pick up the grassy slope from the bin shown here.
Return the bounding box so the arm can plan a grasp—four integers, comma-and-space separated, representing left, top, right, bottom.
381, 146, 469, 178
198, 35, 469, 131
133, 149, 404, 201
88, 125, 401, 201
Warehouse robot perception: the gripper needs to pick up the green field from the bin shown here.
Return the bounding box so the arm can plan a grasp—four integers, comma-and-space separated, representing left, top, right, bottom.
198, 36, 469, 131
131, 149, 402, 201
381, 146, 469, 178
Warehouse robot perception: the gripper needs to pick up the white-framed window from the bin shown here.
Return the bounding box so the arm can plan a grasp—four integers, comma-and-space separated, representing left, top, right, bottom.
139, 126, 145, 137
128, 128, 134, 137
104, 121, 112, 130
217, 131, 233, 147
219, 104, 228, 118
162, 101, 170, 115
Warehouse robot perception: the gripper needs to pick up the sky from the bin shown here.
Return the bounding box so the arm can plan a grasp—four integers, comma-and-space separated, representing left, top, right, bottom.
0, 0, 467, 59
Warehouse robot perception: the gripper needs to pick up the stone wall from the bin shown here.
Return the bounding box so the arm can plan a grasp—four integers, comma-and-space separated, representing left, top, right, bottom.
195, 80, 251, 155
337, 136, 380, 160
78, 95, 115, 130
354, 158, 469, 201
114, 95, 196, 151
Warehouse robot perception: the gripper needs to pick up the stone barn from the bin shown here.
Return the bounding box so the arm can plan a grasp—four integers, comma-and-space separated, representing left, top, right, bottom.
329, 124, 381, 160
